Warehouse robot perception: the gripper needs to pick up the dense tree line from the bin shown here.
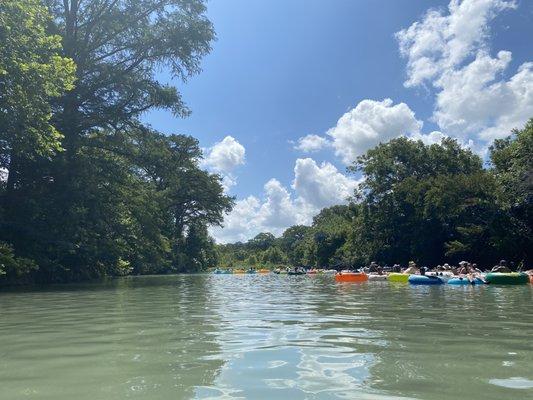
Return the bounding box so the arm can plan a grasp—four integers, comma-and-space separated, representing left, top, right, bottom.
1, 0, 233, 284
217, 121, 532, 270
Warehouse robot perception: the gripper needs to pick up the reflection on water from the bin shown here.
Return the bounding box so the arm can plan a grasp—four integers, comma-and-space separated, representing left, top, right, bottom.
1, 275, 532, 399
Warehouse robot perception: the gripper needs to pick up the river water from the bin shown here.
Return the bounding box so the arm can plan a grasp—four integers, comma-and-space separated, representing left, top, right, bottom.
1, 274, 532, 400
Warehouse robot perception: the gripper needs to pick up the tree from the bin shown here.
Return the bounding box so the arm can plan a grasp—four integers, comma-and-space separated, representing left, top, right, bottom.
279, 225, 311, 266
346, 137, 498, 266
44, 0, 214, 150
261, 246, 286, 265
0, 0, 76, 239
247, 232, 276, 251
0, 241, 37, 282
0, 0, 227, 283
308, 206, 354, 267
0, 0, 76, 172
489, 119, 533, 264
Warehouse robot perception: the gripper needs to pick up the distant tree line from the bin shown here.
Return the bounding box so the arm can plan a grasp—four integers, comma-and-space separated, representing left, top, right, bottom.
1, 0, 233, 284
217, 121, 532, 270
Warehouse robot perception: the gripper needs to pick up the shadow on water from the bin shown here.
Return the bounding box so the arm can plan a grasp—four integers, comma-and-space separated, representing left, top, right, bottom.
0, 275, 225, 400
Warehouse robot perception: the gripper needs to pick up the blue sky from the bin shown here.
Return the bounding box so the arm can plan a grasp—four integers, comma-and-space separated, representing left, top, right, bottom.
143, 0, 533, 242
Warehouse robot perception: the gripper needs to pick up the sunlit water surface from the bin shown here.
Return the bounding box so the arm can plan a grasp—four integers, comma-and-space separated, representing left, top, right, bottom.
1, 274, 532, 400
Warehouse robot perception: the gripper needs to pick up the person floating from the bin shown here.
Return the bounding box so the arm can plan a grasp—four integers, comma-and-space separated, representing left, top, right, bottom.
403, 261, 418, 274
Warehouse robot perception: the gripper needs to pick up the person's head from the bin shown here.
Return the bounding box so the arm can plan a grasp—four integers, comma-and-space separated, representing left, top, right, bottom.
443, 263, 450, 270
409, 261, 416, 267
500, 259, 507, 266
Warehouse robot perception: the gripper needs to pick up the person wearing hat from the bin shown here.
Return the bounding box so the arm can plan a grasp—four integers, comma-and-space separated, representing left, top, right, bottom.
403, 261, 418, 274
458, 261, 469, 275
392, 263, 401, 272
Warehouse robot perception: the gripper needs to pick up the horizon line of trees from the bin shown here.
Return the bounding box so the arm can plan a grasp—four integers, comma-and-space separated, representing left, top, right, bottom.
217, 121, 532, 270
1, 0, 234, 284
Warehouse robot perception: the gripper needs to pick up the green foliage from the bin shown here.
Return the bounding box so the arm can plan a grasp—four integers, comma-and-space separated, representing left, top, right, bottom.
215, 206, 354, 269
489, 119, 533, 262
0, 0, 76, 169
261, 246, 286, 264
216, 124, 532, 269
0, 241, 37, 280
279, 225, 311, 266
248, 232, 276, 251
345, 137, 504, 266
0, 0, 231, 284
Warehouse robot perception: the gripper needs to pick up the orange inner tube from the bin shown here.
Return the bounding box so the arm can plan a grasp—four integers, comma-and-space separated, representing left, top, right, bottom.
335, 272, 368, 282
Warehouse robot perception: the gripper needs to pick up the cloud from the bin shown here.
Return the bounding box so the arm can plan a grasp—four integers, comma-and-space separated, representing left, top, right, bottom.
434, 53, 533, 140
292, 158, 360, 209
209, 179, 308, 243
210, 158, 360, 243
396, 0, 516, 88
397, 0, 532, 141
294, 134, 331, 153
202, 135, 245, 191
203, 136, 245, 173
326, 99, 422, 164
409, 130, 449, 146
408, 130, 481, 156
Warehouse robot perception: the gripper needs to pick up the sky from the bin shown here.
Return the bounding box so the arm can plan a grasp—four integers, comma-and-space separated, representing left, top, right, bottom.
143, 0, 533, 243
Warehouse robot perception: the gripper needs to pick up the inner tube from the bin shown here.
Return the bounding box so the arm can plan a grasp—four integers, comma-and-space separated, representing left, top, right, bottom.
233, 269, 245, 274
485, 272, 529, 285
287, 271, 305, 275
368, 274, 388, 281
258, 269, 270, 274
388, 273, 409, 283
448, 276, 484, 285
335, 272, 368, 283
408, 275, 444, 285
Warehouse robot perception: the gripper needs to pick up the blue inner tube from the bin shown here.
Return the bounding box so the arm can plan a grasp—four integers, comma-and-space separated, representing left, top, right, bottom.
448, 277, 484, 285
408, 275, 444, 285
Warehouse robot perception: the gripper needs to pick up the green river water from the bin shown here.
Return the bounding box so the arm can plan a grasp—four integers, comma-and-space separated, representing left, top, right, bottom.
1, 274, 532, 400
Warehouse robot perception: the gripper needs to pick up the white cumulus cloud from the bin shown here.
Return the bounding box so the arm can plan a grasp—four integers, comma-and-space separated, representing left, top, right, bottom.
292, 158, 359, 209
209, 179, 308, 243
202, 135, 245, 191
397, 0, 532, 141
326, 98, 422, 164
203, 135, 245, 173
396, 0, 516, 88
210, 158, 360, 243
294, 134, 331, 153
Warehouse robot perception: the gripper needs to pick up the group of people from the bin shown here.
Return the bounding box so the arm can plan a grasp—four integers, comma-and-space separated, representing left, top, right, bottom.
363, 259, 526, 275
